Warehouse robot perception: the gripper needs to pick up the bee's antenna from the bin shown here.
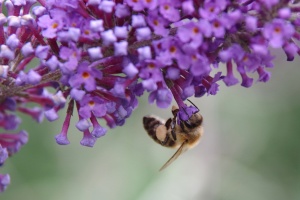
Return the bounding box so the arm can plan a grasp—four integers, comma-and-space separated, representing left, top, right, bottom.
187, 99, 199, 112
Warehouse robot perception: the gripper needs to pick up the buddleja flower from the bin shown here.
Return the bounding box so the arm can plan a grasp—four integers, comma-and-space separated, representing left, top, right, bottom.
0, 0, 300, 192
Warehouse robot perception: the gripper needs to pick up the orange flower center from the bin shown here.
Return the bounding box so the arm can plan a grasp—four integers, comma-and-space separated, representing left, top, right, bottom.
170, 46, 176, 53
192, 55, 197, 61
213, 21, 220, 28
242, 55, 249, 62
52, 23, 58, 29
193, 27, 199, 34
148, 63, 155, 68
84, 30, 90, 35
274, 27, 281, 33
82, 72, 90, 78
164, 5, 169, 10
88, 101, 95, 106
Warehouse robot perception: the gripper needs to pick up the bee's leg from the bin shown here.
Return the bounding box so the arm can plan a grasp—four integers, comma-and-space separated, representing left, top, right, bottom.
161, 118, 176, 144
165, 118, 172, 129
179, 121, 185, 131
171, 128, 177, 141
171, 119, 177, 141
161, 134, 170, 145
171, 106, 179, 117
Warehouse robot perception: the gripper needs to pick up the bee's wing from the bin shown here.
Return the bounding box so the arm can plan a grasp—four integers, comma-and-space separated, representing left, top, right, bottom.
159, 141, 188, 171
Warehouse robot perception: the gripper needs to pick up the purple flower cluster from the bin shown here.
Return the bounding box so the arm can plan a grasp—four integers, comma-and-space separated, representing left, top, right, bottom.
0, 0, 300, 192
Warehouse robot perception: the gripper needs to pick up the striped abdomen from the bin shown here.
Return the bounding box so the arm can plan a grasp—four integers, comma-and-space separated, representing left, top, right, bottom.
143, 115, 176, 148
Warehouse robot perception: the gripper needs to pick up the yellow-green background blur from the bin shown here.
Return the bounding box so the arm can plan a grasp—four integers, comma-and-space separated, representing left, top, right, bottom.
2, 54, 300, 200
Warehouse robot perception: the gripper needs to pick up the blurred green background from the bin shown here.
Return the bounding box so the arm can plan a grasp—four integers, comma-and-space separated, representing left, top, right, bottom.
1, 54, 300, 200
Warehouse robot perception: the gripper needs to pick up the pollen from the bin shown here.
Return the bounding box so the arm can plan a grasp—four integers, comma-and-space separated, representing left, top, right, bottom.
84, 30, 90, 35
153, 20, 159, 26
52, 23, 58, 29
163, 5, 170, 10
157, 43, 162, 50
213, 21, 220, 28
148, 63, 155, 68
192, 54, 197, 61
193, 27, 199, 34
169, 46, 176, 53
242, 55, 249, 62
82, 72, 90, 78
274, 27, 281, 33
88, 101, 95, 106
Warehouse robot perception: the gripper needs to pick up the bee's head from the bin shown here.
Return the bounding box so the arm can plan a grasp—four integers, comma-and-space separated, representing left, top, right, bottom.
176, 101, 202, 129
187, 112, 203, 127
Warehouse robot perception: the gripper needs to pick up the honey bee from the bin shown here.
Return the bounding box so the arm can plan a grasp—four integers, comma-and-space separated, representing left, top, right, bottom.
143, 100, 203, 171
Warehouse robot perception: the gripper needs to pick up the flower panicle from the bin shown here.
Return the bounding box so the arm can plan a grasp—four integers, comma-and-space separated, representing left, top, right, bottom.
0, 0, 300, 192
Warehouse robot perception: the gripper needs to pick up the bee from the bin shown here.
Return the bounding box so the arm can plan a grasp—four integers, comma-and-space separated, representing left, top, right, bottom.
143, 100, 203, 171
